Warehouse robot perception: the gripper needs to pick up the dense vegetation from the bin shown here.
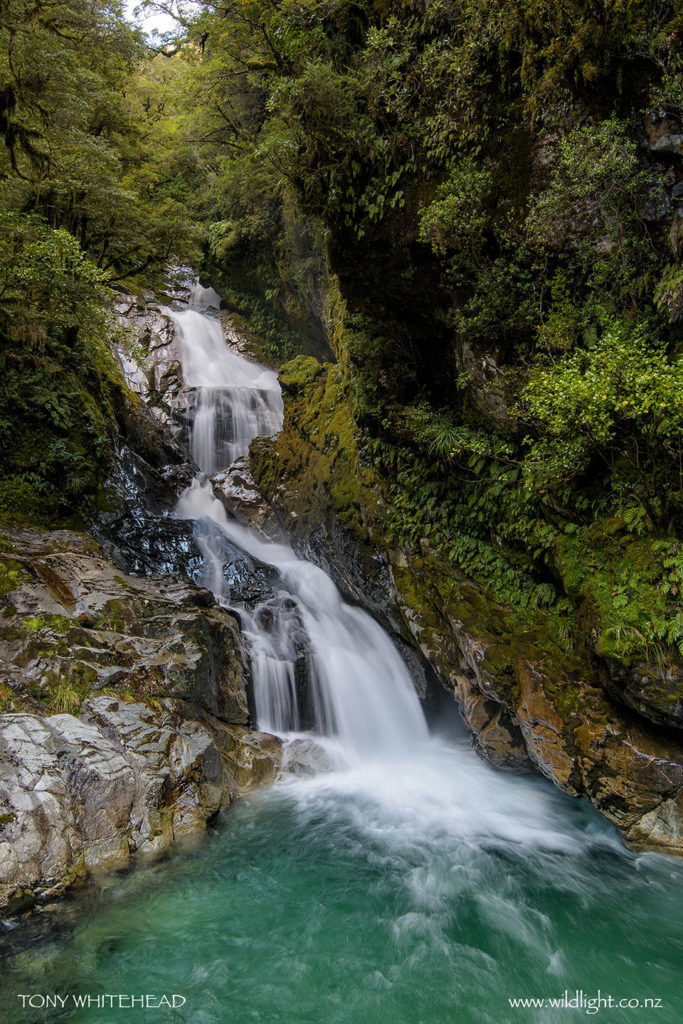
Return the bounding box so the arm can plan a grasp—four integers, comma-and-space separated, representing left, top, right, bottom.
160, 0, 683, 662
3, 0, 683, 665
0, 0, 199, 521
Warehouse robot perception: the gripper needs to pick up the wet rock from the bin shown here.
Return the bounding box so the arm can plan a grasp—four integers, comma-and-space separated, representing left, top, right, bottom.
212, 457, 287, 542
0, 521, 297, 912
0, 526, 249, 725
515, 659, 580, 791
392, 549, 683, 854
281, 737, 334, 776
209, 723, 283, 797
451, 671, 532, 773
113, 297, 183, 412
0, 699, 223, 912
81, 697, 223, 847
403, 552, 683, 856
515, 658, 683, 853
96, 443, 201, 578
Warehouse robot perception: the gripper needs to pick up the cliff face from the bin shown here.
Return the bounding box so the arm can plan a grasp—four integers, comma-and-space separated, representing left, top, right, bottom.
248, 312, 683, 856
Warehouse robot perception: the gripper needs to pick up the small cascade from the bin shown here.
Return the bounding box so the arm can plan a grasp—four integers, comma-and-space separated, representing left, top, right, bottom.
169, 307, 282, 471
173, 294, 428, 759
177, 481, 429, 757
242, 600, 303, 734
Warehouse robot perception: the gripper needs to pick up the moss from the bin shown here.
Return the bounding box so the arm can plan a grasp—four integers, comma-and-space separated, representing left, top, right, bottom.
252, 354, 370, 548
95, 599, 131, 633
22, 616, 45, 634
0, 322, 131, 529
279, 355, 325, 395
19, 614, 72, 636
0, 556, 30, 597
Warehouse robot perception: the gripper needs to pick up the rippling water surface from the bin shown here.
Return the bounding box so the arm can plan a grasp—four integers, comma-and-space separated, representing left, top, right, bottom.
3, 736, 682, 1024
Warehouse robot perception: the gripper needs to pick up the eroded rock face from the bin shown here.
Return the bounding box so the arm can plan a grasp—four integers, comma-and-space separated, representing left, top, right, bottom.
0, 526, 291, 912
0, 526, 249, 724
210, 722, 283, 798
389, 551, 683, 856
280, 737, 334, 777
0, 698, 224, 911
113, 294, 184, 417
603, 656, 683, 731
212, 457, 287, 543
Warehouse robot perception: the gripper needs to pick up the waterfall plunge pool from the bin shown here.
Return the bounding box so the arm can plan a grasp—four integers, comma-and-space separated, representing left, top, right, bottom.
2, 736, 682, 1024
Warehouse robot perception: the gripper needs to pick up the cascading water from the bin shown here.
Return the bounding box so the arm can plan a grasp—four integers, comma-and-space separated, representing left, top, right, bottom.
178, 480, 428, 755
171, 295, 427, 758
4, 287, 683, 1024
169, 307, 282, 472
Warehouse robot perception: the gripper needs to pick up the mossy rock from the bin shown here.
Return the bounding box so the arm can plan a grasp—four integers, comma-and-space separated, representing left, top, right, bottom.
279, 355, 325, 396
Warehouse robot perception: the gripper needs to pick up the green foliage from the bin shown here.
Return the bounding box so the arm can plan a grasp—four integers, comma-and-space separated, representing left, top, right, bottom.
521, 319, 683, 527
558, 525, 683, 660
0, 0, 676, 671
0, 0, 200, 278
418, 160, 493, 283
0, 212, 109, 347
0, 2, 208, 527
0, 217, 125, 525
525, 120, 650, 287
179, 0, 683, 661
47, 678, 84, 715
655, 265, 683, 323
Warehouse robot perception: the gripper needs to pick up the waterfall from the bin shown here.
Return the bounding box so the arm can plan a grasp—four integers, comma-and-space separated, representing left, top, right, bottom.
173, 297, 428, 759
168, 308, 282, 471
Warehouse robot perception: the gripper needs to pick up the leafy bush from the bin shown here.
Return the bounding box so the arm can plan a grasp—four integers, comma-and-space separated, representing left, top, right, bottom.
520, 319, 683, 528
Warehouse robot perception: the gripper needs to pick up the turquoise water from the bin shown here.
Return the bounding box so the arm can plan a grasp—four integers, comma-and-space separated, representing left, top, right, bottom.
2, 736, 682, 1024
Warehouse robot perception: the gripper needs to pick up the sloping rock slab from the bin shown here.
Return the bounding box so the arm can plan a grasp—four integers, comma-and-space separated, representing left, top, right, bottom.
0, 698, 222, 912
0, 526, 249, 724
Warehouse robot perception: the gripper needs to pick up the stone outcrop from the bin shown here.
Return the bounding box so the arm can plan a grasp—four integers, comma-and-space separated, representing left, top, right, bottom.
0, 525, 284, 912
0, 526, 250, 724
389, 550, 683, 854
212, 457, 287, 543
0, 699, 223, 911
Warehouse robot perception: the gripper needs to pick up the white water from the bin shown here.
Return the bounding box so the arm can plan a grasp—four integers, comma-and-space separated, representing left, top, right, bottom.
172, 295, 428, 759
168, 306, 282, 471
178, 480, 429, 756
